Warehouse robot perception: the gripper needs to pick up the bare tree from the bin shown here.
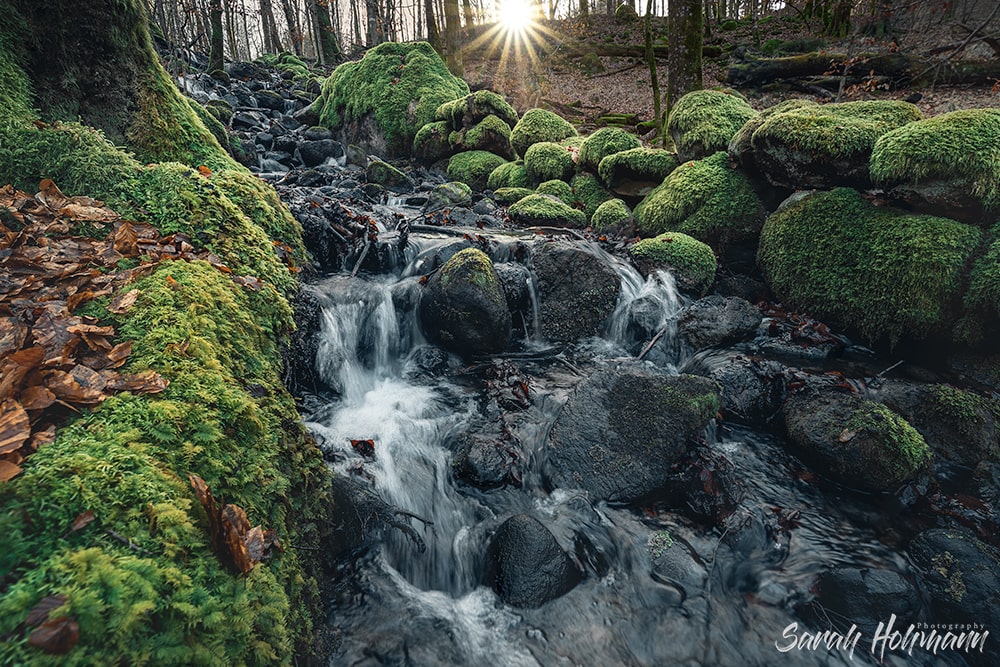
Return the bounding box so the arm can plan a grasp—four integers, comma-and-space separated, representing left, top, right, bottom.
667, 0, 702, 113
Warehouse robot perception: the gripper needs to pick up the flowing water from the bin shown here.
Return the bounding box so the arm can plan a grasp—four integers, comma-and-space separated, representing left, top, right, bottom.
302, 234, 966, 667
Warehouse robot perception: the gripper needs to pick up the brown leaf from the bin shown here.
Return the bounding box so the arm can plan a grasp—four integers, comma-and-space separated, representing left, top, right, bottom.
43, 368, 106, 405
58, 202, 118, 222
36, 179, 68, 211
107, 370, 169, 395
0, 316, 28, 358
108, 288, 140, 314
221, 503, 255, 574
28, 425, 56, 451
0, 400, 30, 455
0, 347, 46, 402
105, 341, 132, 369
190, 474, 221, 551
27, 616, 79, 655
20, 385, 56, 411
233, 275, 262, 291
0, 459, 22, 482
111, 221, 138, 256
197, 165, 213, 178
26, 594, 68, 627
70, 510, 96, 533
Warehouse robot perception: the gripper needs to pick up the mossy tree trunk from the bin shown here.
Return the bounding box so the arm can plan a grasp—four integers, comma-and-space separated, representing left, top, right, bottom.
444, 0, 463, 77
425, 0, 442, 53
667, 0, 703, 114
208, 0, 224, 73
312, 0, 340, 65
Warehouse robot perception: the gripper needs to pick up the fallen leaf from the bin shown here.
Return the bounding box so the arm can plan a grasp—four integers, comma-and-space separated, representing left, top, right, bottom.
69, 510, 96, 533
36, 179, 68, 211
20, 385, 56, 411
0, 316, 28, 357
107, 370, 169, 395
838, 428, 857, 443
28, 425, 56, 450
222, 503, 255, 574
108, 289, 139, 314
0, 459, 22, 482
350, 439, 375, 458
111, 221, 138, 256
105, 341, 132, 369
0, 400, 30, 455
197, 165, 213, 177
27, 616, 79, 655
25, 594, 68, 627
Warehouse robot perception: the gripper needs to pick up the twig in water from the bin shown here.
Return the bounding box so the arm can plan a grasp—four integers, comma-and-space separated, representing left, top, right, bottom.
637, 323, 670, 360
351, 240, 371, 277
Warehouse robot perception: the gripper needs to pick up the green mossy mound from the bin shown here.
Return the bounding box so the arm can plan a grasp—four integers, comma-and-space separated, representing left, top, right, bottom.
412, 120, 452, 163
366, 158, 415, 192
313, 41, 469, 156
758, 188, 982, 345
524, 141, 575, 185
510, 108, 578, 158
591, 198, 633, 232
597, 147, 679, 189
667, 89, 757, 163
425, 181, 473, 210
493, 187, 536, 206
487, 160, 530, 190
728, 98, 814, 169
447, 150, 509, 191
750, 100, 921, 188
535, 179, 574, 204
630, 232, 717, 296
569, 172, 614, 223
961, 228, 1000, 344
448, 114, 514, 159
508, 194, 587, 227
436, 89, 518, 131
870, 108, 1000, 213
577, 127, 642, 173
634, 151, 763, 251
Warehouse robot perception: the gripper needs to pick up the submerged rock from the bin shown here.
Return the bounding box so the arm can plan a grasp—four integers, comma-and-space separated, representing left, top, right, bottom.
484, 514, 581, 608
814, 567, 920, 635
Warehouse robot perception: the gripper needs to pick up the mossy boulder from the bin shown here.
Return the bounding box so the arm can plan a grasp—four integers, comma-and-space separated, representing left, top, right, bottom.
598, 147, 679, 191
749, 100, 921, 189
435, 89, 518, 131
629, 232, 717, 296
667, 89, 758, 163
532, 241, 621, 341
418, 248, 512, 356
784, 392, 931, 491
757, 188, 982, 345
728, 98, 815, 173
591, 198, 633, 233
962, 228, 1000, 343
413, 120, 453, 163
615, 2, 639, 22
448, 114, 515, 160
524, 141, 575, 184
508, 194, 587, 227
366, 158, 415, 193
493, 187, 536, 206
425, 181, 473, 210
569, 172, 614, 222
535, 179, 574, 204
510, 108, 578, 158
870, 108, 1000, 222
545, 369, 721, 502
487, 160, 530, 190
312, 41, 469, 156
447, 150, 509, 191
577, 126, 642, 173
634, 151, 763, 252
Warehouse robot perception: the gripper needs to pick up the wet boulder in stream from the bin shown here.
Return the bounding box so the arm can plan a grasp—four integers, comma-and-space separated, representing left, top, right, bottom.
532, 241, 621, 341
545, 369, 720, 503
484, 514, 582, 608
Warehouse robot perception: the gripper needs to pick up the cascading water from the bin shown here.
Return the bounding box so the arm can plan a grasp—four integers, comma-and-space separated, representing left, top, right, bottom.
304, 235, 957, 667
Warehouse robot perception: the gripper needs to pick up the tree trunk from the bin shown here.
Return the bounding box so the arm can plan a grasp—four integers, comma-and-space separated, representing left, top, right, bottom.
579, 0, 589, 18
208, 0, 225, 71
667, 0, 702, 113
426, 0, 442, 51
463, 0, 475, 27
313, 0, 339, 64
366, 0, 380, 44
644, 0, 663, 142
444, 0, 463, 77
279, 0, 302, 54
259, 0, 282, 53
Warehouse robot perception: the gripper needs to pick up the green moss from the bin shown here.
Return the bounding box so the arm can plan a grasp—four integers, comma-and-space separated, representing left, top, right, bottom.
728, 98, 814, 163
412, 120, 453, 163
366, 158, 415, 191
493, 187, 535, 206
630, 232, 717, 295
487, 160, 529, 190
448, 114, 513, 158
535, 179, 574, 204
846, 401, 932, 478
591, 198, 632, 231
508, 194, 587, 227
440, 247, 501, 294
614, 3, 638, 23
578, 52, 604, 75
569, 172, 614, 223
667, 89, 757, 162
524, 141, 575, 184
870, 108, 1000, 212
634, 151, 762, 251
447, 150, 509, 191
577, 126, 642, 173
435, 90, 518, 130
597, 147, 679, 188
963, 227, 1000, 340
509, 108, 578, 158
313, 41, 469, 156
426, 181, 473, 209
757, 188, 982, 345
0, 9, 32, 122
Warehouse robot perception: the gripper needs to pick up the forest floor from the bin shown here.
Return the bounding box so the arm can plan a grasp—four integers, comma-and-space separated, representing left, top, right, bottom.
462, 12, 1000, 128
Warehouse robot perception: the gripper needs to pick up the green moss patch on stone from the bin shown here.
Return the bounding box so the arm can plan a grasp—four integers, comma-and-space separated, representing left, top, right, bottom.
487, 160, 529, 191
597, 147, 679, 188
569, 172, 614, 223
728, 98, 814, 166
667, 89, 757, 163
524, 141, 575, 185
493, 187, 535, 206
366, 158, 415, 192
508, 193, 587, 227
634, 151, 762, 251
535, 179, 574, 204
591, 198, 633, 231
413, 120, 453, 163
758, 188, 982, 345
845, 401, 932, 480
436, 89, 518, 130
510, 108, 578, 158
447, 150, 509, 191
448, 114, 514, 159
630, 232, 717, 295
313, 41, 469, 156
577, 127, 642, 173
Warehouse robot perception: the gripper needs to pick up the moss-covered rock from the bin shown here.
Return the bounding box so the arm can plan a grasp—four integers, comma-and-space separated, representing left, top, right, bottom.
591, 198, 633, 233
447, 150, 509, 191
667, 89, 758, 163
750, 100, 921, 189
634, 151, 763, 252
569, 172, 614, 223
535, 179, 574, 204
412, 120, 453, 163
493, 187, 536, 206
366, 158, 415, 193
870, 108, 1000, 221
312, 41, 469, 156
510, 108, 578, 158
508, 194, 587, 227
577, 126, 642, 173
784, 392, 931, 491
425, 181, 473, 210
728, 98, 814, 172
524, 141, 575, 184
962, 226, 1000, 343
758, 188, 982, 345
615, 2, 639, 22
435, 89, 518, 131
630, 232, 717, 296
487, 160, 530, 190
448, 114, 514, 159
597, 147, 679, 189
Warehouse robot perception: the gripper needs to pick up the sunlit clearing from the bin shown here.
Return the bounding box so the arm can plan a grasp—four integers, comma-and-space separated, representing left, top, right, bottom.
498, 0, 535, 34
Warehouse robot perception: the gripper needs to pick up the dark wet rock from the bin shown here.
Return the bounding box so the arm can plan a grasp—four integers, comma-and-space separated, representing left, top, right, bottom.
255, 89, 286, 111
366, 159, 414, 193
649, 533, 707, 595
273, 134, 297, 153
532, 241, 621, 342
346, 144, 369, 168
255, 132, 274, 150
909, 528, 1000, 666
419, 248, 512, 357
625, 293, 666, 340
678, 295, 762, 350
225, 61, 257, 79
494, 262, 531, 313
783, 390, 932, 491
232, 110, 269, 131
264, 150, 294, 167
297, 139, 345, 168
545, 369, 720, 503
685, 353, 785, 424
452, 433, 519, 488
815, 567, 920, 635
483, 514, 581, 608
424, 181, 472, 211
304, 125, 333, 141
402, 345, 452, 380
283, 286, 325, 396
